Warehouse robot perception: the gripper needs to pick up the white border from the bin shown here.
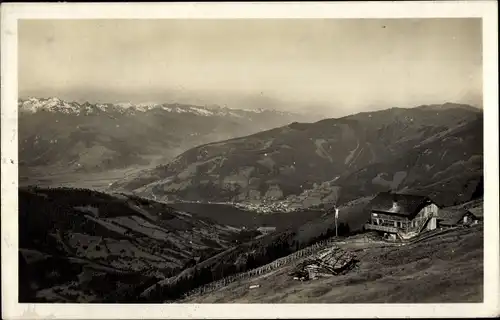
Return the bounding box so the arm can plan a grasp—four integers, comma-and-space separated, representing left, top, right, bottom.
1, 1, 499, 319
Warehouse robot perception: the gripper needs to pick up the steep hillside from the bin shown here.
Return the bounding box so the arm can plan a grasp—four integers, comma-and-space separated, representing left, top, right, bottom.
140, 197, 484, 303
335, 114, 483, 206
18, 185, 484, 303
18, 97, 315, 181
114, 103, 482, 207
18, 186, 259, 302
183, 224, 483, 303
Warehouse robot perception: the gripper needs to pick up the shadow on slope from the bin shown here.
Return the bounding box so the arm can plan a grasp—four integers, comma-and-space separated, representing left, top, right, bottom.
18, 186, 258, 302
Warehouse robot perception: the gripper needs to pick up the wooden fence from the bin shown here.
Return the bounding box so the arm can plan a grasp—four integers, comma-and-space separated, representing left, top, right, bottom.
182, 237, 339, 299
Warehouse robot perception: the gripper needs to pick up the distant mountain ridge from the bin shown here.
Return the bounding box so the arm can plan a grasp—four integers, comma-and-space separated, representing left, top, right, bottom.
112, 103, 483, 208
18, 97, 318, 179
18, 97, 297, 117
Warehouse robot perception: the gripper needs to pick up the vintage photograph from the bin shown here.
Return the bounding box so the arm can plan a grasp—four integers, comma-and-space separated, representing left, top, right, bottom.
15, 17, 485, 304
2, 2, 498, 318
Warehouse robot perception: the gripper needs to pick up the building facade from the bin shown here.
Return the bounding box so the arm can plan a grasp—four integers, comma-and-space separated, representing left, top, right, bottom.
364, 192, 439, 240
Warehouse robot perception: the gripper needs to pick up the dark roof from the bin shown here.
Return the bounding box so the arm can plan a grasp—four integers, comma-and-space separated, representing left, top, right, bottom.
368, 192, 434, 219
438, 208, 477, 225
468, 207, 483, 218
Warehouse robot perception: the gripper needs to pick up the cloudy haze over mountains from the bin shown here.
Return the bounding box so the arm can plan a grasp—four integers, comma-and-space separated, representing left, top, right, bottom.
19, 18, 482, 117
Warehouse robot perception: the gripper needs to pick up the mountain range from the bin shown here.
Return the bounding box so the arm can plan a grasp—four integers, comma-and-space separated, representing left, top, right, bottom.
111, 103, 483, 208
17, 98, 485, 303
18, 97, 318, 182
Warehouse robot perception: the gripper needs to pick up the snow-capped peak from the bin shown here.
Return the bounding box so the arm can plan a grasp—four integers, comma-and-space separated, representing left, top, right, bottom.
116, 102, 134, 109
18, 97, 293, 118
19, 97, 81, 114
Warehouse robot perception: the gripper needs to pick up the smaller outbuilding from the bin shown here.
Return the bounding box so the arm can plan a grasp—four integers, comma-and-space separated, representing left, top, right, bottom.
437, 208, 479, 227
468, 207, 483, 221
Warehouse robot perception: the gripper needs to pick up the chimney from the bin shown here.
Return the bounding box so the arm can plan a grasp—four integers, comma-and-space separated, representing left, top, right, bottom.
392, 193, 399, 210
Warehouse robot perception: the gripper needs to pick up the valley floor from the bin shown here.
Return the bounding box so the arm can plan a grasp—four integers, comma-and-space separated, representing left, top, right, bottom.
183, 224, 483, 303
19, 166, 148, 191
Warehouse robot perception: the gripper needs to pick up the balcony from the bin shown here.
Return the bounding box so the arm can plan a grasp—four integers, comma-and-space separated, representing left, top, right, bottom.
364, 223, 399, 234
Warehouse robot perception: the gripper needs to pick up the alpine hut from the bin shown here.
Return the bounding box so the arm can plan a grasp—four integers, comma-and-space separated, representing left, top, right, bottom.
364, 192, 439, 240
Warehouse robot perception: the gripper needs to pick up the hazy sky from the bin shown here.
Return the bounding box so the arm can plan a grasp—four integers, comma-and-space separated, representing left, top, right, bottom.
19, 18, 482, 116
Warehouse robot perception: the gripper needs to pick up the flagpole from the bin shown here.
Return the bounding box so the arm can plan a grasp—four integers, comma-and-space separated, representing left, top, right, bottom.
335, 215, 338, 237
335, 207, 339, 237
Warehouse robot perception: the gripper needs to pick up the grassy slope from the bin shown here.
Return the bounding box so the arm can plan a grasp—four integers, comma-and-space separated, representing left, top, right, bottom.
184, 224, 483, 303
